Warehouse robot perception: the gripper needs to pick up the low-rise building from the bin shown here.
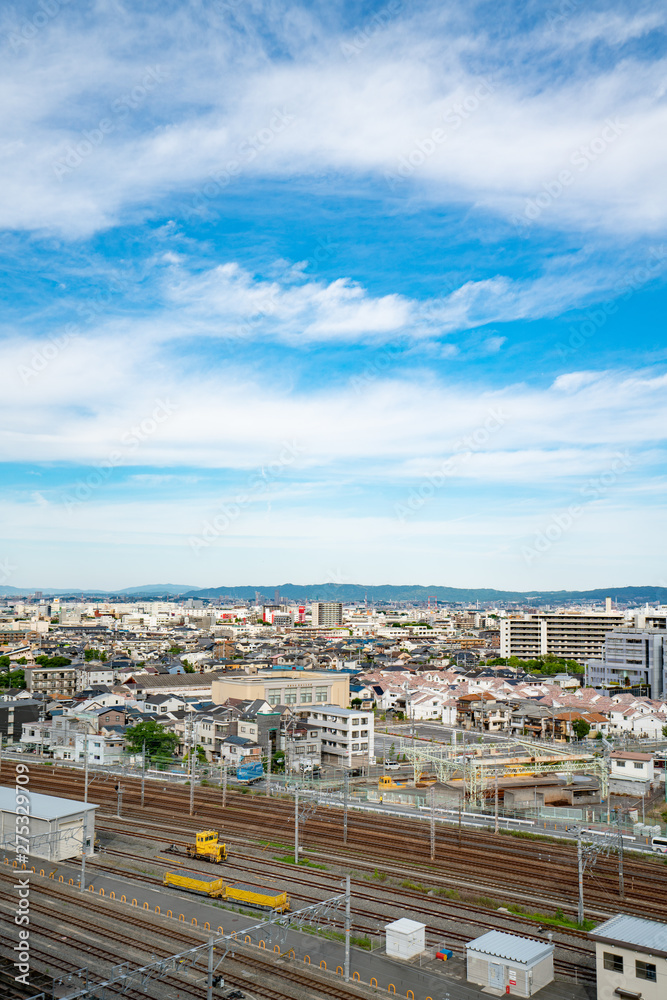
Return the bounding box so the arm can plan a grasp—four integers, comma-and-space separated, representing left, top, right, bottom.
303, 706, 374, 766
609, 751, 655, 795
590, 913, 667, 1000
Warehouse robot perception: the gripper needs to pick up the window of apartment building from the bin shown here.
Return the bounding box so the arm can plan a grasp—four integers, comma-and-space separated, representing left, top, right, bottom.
603, 953, 623, 973
352, 718, 360, 725
316, 687, 328, 702
616, 760, 626, 767
635, 960, 656, 981
284, 691, 297, 705
300, 689, 312, 703
352, 744, 359, 750
360, 743, 368, 750
267, 691, 281, 706
633, 762, 643, 769
360, 730, 368, 737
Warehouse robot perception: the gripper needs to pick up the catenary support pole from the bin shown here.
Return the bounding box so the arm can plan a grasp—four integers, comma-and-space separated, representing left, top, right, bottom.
141, 741, 145, 808
266, 734, 271, 797
80, 810, 87, 893
207, 936, 214, 1000
84, 742, 89, 804
222, 761, 227, 809
343, 771, 348, 845
430, 786, 435, 860
577, 830, 584, 926
295, 788, 299, 862
344, 875, 351, 983
494, 771, 499, 835
618, 814, 625, 900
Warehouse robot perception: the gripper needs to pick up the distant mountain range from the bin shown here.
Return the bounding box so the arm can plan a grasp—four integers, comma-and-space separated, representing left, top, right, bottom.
184, 583, 667, 606
2, 582, 666, 606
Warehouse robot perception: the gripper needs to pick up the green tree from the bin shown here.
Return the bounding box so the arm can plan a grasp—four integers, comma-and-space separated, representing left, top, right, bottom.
0, 669, 26, 689
572, 719, 591, 740
124, 720, 179, 759
182, 661, 195, 673
662, 724, 667, 738
84, 649, 107, 662
34, 655, 72, 668
271, 750, 285, 773
168, 645, 183, 655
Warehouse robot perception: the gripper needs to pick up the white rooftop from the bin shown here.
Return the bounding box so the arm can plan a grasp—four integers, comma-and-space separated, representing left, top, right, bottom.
385, 918, 425, 934
590, 914, 667, 957
0, 786, 98, 820
467, 930, 553, 965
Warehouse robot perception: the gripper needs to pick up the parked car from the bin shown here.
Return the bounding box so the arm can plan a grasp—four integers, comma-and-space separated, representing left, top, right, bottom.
385, 761, 400, 770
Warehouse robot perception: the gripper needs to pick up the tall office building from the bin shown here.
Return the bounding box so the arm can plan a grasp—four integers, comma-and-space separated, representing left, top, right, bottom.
311, 602, 343, 627
585, 629, 666, 697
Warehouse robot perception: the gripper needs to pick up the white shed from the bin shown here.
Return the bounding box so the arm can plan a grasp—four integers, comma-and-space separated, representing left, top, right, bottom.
0, 786, 98, 861
385, 918, 426, 960
467, 930, 554, 997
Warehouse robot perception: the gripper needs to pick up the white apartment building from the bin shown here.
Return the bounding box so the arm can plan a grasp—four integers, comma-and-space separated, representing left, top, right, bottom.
311, 602, 343, 627
304, 706, 374, 765
500, 611, 626, 662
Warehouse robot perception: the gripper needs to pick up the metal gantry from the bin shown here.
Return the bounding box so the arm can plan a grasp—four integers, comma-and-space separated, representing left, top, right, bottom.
400, 733, 609, 803
24, 890, 350, 1000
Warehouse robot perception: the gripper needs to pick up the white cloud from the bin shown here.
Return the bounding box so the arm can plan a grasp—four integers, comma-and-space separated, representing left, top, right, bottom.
0, 4, 666, 236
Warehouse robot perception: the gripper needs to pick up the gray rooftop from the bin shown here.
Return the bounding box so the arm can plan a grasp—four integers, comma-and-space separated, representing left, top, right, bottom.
590, 914, 667, 957
0, 785, 98, 820
466, 930, 554, 965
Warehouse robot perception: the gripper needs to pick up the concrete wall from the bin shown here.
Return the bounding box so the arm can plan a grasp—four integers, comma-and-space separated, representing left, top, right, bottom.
595, 943, 665, 1000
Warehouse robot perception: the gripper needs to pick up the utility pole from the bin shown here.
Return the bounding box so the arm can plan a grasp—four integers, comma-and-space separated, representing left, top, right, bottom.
294, 788, 299, 863
222, 761, 227, 809
458, 799, 462, 848
429, 786, 435, 860
344, 875, 351, 983
141, 741, 146, 809
84, 740, 89, 804
617, 813, 625, 900
577, 830, 584, 926
343, 771, 348, 845
116, 784, 122, 818
206, 936, 214, 1000
494, 771, 499, 835
266, 733, 272, 797
188, 709, 195, 817
80, 810, 88, 893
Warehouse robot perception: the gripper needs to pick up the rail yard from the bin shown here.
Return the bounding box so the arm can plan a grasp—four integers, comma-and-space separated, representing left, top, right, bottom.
1, 761, 666, 999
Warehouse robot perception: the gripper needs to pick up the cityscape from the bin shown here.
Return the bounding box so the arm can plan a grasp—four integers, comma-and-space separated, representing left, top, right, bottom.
3, 1, 667, 1000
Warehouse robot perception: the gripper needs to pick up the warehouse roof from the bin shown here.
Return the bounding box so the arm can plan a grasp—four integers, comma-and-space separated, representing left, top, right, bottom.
589, 914, 667, 958
0, 786, 98, 820
466, 930, 553, 965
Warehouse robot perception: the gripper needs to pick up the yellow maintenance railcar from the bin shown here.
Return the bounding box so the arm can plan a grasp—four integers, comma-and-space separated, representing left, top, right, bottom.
163, 872, 290, 913
164, 830, 228, 863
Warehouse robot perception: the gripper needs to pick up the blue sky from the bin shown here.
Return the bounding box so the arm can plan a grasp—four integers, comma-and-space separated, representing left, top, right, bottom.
2, 0, 667, 591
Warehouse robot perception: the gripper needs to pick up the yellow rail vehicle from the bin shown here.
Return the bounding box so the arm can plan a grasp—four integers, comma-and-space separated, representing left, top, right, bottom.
188, 830, 227, 863
379, 775, 408, 790
163, 872, 290, 913
164, 830, 228, 863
